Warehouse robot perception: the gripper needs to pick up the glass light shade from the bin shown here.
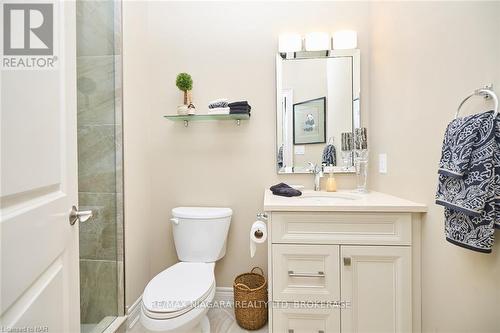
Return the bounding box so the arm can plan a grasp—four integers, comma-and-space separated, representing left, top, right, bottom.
332, 30, 357, 49
304, 32, 330, 51
278, 34, 302, 52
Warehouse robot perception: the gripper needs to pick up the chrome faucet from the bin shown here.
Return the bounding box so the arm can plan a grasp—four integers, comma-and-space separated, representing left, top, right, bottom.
307, 162, 323, 191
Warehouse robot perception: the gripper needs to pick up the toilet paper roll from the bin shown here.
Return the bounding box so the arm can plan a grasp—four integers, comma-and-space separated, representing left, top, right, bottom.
250, 221, 267, 258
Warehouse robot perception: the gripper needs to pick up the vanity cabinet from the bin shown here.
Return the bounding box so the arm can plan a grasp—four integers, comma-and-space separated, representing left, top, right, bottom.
264, 190, 426, 333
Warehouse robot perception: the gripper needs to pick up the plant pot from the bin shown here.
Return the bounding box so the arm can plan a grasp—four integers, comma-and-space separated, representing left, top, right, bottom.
187, 103, 196, 115
177, 105, 189, 115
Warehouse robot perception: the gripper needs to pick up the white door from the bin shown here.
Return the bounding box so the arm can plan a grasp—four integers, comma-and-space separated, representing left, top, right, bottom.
1, 2, 80, 332
341, 246, 412, 333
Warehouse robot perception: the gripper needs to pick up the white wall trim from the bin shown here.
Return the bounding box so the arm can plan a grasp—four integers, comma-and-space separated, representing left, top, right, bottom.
126, 294, 142, 330
214, 287, 234, 303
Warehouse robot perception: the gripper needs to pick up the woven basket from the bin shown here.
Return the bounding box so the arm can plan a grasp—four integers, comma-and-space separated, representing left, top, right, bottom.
233, 267, 268, 330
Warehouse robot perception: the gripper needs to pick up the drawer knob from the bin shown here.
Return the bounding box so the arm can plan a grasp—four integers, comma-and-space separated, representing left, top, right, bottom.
343, 257, 352, 266
288, 270, 325, 278
289, 330, 324, 333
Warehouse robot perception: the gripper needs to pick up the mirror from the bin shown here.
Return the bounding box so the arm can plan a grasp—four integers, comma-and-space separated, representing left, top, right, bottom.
276, 49, 360, 174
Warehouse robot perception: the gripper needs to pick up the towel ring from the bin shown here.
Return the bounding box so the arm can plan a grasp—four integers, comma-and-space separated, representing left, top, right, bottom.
455, 87, 499, 119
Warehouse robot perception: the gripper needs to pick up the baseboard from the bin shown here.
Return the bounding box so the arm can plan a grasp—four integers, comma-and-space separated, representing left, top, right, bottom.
125, 294, 142, 330
214, 286, 234, 303
125, 287, 234, 330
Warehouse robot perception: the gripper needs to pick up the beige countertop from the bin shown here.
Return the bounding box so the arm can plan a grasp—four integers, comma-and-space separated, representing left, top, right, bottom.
264, 189, 427, 213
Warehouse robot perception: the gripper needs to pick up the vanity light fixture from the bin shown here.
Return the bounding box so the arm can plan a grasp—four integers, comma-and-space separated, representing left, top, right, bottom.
332, 30, 358, 49
304, 32, 330, 51
278, 33, 302, 52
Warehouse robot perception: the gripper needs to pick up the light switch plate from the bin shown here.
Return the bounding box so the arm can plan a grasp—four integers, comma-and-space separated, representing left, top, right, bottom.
379, 153, 387, 174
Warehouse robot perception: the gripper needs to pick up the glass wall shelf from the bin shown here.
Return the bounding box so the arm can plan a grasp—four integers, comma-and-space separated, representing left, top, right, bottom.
164, 114, 250, 127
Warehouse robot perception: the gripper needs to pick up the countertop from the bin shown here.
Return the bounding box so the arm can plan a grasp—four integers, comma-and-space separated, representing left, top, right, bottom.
264, 189, 427, 213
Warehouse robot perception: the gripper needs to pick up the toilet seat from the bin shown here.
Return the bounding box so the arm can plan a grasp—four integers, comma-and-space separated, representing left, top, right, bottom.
142, 262, 215, 320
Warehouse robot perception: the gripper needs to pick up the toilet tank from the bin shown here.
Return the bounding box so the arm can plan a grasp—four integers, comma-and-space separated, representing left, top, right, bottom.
171, 207, 232, 262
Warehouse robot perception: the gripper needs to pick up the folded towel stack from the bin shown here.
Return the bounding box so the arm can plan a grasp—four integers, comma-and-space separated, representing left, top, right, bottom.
229, 101, 251, 116
208, 99, 230, 115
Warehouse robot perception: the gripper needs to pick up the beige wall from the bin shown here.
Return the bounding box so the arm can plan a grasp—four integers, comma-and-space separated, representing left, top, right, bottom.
123, 1, 500, 331
122, 1, 153, 308
368, 2, 500, 332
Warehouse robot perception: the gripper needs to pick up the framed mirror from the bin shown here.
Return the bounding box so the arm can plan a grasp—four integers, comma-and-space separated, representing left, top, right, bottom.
276, 49, 360, 174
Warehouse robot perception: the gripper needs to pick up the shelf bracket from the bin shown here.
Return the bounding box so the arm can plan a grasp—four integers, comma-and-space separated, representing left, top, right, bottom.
184, 120, 189, 127
236, 119, 241, 126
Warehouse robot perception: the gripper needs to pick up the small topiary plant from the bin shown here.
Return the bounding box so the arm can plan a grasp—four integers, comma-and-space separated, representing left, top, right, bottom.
176, 73, 193, 105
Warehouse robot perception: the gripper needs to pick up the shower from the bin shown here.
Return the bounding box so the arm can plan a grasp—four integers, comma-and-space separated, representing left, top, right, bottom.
76, 1, 124, 332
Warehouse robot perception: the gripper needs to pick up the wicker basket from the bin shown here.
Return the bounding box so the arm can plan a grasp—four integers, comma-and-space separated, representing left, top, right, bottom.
233, 267, 268, 330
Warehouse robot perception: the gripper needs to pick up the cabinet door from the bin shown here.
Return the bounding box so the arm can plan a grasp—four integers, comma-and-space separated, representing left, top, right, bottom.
273, 307, 340, 333
273, 244, 340, 302
341, 246, 411, 333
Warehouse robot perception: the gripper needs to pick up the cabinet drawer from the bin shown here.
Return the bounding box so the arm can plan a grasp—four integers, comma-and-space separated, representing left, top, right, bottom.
272, 244, 340, 302
273, 307, 340, 333
271, 212, 412, 245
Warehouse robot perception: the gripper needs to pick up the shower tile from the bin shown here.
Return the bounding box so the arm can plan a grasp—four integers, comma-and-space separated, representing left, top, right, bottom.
77, 56, 116, 126
77, 1, 115, 56
115, 124, 123, 195
78, 125, 117, 193
79, 192, 118, 261
80, 260, 118, 324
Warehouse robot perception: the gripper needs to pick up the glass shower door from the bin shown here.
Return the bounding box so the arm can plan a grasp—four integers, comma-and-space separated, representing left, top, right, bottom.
76, 1, 124, 333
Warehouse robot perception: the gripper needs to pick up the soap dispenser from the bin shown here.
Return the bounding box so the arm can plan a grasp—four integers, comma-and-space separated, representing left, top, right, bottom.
326, 171, 337, 192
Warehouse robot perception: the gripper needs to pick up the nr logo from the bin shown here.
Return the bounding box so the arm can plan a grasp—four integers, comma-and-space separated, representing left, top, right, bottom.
3, 3, 53, 56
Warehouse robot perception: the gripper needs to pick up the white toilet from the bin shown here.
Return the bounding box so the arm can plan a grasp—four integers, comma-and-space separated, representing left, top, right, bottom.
140, 207, 232, 332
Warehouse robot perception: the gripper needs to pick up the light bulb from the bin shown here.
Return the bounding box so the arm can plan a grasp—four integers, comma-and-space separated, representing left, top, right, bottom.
332, 30, 357, 50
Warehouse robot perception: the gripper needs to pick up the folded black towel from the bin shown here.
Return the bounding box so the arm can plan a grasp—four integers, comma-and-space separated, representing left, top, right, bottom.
230, 106, 251, 111
270, 183, 289, 191
269, 183, 302, 197
228, 101, 250, 108
272, 187, 302, 197
229, 110, 251, 116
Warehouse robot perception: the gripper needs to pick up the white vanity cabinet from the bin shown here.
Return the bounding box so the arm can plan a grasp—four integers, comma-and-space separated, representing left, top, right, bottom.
264, 190, 427, 333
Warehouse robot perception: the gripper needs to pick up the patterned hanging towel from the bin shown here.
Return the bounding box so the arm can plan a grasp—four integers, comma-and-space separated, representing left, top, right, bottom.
322, 144, 337, 166
436, 111, 498, 253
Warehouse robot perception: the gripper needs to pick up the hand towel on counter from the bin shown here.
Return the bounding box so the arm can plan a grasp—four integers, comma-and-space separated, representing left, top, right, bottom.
207, 107, 230, 115
269, 183, 301, 197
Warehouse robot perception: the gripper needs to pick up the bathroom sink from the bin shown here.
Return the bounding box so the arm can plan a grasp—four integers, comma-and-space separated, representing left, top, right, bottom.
299, 192, 362, 202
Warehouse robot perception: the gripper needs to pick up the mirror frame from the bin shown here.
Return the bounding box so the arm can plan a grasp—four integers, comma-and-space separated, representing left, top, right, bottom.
275, 49, 361, 174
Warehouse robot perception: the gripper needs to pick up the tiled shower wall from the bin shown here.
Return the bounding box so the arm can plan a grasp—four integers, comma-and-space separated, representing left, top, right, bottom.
76, 0, 124, 324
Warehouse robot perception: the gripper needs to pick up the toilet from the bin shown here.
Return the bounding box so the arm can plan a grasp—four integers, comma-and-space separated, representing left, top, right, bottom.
140, 207, 232, 332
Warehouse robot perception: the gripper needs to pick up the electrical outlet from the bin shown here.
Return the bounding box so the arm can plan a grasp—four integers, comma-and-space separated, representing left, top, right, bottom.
379, 153, 387, 174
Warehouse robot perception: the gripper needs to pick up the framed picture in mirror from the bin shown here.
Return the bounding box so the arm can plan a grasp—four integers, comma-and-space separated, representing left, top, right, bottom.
293, 97, 326, 145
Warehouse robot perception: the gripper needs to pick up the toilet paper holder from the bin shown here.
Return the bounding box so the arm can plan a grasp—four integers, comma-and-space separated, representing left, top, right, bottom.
256, 213, 268, 221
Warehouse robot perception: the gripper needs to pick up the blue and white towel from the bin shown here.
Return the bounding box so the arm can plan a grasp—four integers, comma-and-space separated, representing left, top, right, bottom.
209, 99, 229, 109
322, 144, 337, 166
436, 111, 498, 252
436, 112, 497, 216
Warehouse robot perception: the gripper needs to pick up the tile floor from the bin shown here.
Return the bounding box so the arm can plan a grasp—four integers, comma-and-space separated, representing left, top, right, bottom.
127, 308, 268, 333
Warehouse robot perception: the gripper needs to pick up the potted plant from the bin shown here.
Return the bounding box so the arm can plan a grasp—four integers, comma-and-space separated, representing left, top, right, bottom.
176, 73, 193, 115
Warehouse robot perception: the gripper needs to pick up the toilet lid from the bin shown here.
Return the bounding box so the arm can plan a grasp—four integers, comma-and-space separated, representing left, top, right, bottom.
142, 262, 215, 314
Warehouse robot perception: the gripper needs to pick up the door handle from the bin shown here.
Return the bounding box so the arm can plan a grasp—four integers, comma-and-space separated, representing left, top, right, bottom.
288, 330, 324, 333
69, 205, 93, 225
288, 270, 325, 278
